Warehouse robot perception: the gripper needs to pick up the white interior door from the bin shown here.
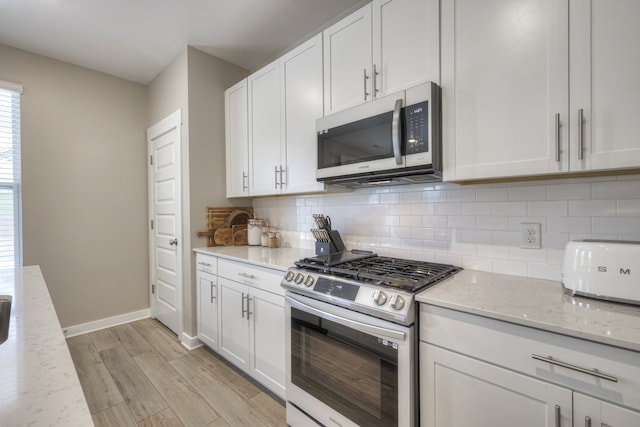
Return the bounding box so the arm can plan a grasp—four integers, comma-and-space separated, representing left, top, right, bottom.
147, 110, 182, 335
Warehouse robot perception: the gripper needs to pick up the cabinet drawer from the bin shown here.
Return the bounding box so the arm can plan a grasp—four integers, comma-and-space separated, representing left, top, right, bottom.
218, 258, 284, 296
196, 254, 217, 274
420, 304, 640, 411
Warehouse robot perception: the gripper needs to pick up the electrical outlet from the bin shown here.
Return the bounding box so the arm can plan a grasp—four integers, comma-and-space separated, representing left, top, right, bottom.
521, 223, 541, 249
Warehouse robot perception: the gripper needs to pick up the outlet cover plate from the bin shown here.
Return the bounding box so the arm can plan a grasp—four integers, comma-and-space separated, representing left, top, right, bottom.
521, 223, 541, 249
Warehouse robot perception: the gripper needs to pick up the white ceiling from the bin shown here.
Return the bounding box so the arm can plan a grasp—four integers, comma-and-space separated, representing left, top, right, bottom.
0, 0, 365, 84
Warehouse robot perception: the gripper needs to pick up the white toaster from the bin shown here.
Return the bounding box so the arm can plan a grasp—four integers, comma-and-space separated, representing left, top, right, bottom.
562, 240, 640, 305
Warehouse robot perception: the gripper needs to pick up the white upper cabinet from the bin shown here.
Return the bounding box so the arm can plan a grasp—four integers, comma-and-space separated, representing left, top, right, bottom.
442, 0, 570, 181
248, 61, 282, 196
324, 0, 439, 115
225, 79, 249, 197
280, 34, 326, 195
373, 0, 440, 96
323, 4, 373, 114
570, 0, 640, 172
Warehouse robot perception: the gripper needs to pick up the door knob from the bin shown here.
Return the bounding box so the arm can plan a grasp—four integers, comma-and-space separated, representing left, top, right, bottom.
169, 238, 178, 246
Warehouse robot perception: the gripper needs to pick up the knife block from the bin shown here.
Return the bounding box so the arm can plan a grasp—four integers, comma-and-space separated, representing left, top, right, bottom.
314, 230, 346, 256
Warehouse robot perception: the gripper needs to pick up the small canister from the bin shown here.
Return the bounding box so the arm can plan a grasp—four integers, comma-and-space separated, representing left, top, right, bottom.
261, 227, 269, 247
268, 231, 280, 248
247, 218, 263, 246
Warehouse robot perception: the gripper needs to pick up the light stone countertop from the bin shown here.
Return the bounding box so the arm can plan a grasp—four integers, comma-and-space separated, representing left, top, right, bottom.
0, 266, 93, 426
193, 246, 315, 271
417, 269, 640, 353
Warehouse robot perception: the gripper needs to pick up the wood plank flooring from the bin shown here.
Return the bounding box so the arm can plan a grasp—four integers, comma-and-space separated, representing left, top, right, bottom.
67, 318, 286, 427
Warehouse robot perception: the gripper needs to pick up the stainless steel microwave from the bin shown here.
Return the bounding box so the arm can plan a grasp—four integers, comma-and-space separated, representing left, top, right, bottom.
316, 81, 441, 187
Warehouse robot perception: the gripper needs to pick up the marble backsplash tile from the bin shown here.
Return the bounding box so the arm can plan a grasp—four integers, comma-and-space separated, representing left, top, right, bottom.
253, 175, 640, 281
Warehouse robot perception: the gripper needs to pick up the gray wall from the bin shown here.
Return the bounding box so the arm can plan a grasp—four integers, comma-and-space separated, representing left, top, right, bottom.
0, 43, 149, 327
148, 47, 247, 338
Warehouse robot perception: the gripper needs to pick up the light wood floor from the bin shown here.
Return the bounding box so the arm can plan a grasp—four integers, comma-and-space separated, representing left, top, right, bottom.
66, 318, 286, 427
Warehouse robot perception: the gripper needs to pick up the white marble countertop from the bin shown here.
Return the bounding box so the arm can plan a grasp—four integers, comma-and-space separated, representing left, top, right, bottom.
194, 246, 314, 271
417, 269, 640, 353
0, 266, 93, 426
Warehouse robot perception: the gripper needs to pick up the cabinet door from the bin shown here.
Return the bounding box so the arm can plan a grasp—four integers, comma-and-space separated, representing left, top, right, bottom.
218, 277, 250, 372
372, 0, 440, 95
421, 343, 573, 427
248, 61, 282, 196
442, 0, 569, 181
280, 34, 325, 195
574, 393, 640, 427
225, 79, 249, 197
570, 0, 640, 171
197, 272, 218, 351
323, 3, 373, 115
249, 287, 286, 399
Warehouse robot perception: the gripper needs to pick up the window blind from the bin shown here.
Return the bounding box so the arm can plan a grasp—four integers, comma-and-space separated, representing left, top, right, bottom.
0, 83, 23, 267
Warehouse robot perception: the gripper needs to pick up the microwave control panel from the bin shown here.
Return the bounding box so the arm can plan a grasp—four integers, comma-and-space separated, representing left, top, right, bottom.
404, 101, 428, 155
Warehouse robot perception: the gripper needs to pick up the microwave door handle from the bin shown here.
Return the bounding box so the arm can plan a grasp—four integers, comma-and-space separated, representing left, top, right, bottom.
286, 294, 406, 342
392, 98, 403, 165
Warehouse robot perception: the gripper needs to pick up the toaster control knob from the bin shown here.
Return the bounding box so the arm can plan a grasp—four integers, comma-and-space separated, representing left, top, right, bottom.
389, 294, 405, 310
284, 271, 295, 282
304, 276, 315, 287
294, 273, 305, 285
372, 290, 387, 306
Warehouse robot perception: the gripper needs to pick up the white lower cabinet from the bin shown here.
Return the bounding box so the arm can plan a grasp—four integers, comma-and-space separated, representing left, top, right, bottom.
421, 343, 572, 427
420, 304, 640, 427
196, 254, 218, 351
196, 254, 286, 399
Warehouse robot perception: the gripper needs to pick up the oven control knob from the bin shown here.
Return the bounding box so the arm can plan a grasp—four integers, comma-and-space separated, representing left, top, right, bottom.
372, 290, 387, 306
304, 276, 315, 287
294, 273, 305, 285
389, 294, 405, 310
284, 271, 295, 282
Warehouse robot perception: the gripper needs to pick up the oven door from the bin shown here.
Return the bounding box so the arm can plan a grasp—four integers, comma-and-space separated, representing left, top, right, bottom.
285, 292, 415, 427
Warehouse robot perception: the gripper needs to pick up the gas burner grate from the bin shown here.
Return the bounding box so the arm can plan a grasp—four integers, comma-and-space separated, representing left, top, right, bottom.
295, 254, 461, 292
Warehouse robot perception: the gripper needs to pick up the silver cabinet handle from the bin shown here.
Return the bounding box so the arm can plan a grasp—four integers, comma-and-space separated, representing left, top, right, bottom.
198, 262, 212, 267
585, 416, 591, 427
279, 165, 286, 186
247, 296, 253, 321
578, 108, 584, 161
532, 354, 618, 382
373, 63, 379, 96
242, 172, 248, 192
554, 405, 561, 427
238, 272, 257, 280
363, 68, 369, 101
210, 283, 216, 303
392, 98, 403, 165
241, 292, 247, 318
554, 113, 561, 162
274, 165, 279, 189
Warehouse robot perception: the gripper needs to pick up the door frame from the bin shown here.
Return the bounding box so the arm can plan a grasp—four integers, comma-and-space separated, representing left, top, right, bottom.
147, 109, 183, 335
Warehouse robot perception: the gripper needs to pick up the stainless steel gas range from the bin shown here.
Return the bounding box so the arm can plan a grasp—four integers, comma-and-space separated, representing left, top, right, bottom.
281, 250, 461, 427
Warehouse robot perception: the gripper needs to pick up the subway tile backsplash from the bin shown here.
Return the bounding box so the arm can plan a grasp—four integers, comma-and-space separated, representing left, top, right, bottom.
253, 175, 640, 282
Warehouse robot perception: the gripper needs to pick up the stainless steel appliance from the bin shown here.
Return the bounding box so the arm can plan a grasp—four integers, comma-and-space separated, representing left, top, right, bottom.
316, 81, 442, 188
562, 240, 640, 305
282, 251, 461, 426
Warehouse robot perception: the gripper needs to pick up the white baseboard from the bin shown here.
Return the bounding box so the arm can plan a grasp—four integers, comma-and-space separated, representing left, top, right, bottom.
181, 332, 203, 350
64, 308, 150, 338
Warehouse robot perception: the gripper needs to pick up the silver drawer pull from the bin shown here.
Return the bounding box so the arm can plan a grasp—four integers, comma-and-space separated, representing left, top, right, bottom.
532, 354, 618, 382
238, 272, 257, 280
198, 262, 212, 267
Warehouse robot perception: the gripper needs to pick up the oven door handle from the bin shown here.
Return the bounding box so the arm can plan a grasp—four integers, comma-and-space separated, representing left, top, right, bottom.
286, 295, 407, 342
